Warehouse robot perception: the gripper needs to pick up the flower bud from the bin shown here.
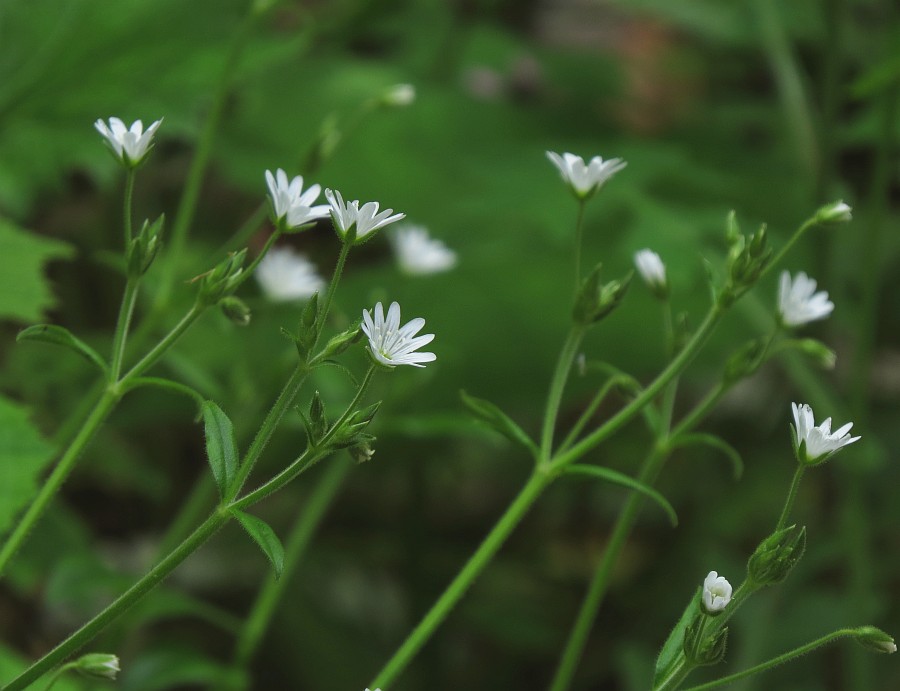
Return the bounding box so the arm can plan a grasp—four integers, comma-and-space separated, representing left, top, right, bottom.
197, 249, 248, 305
317, 322, 362, 360
573, 264, 632, 325
126, 214, 164, 277
75, 653, 120, 680
815, 200, 852, 225
349, 440, 376, 463
792, 338, 836, 370
701, 571, 732, 615
723, 338, 768, 384
634, 249, 668, 300
683, 613, 729, 666
747, 524, 806, 586
382, 83, 416, 107
855, 626, 897, 654
309, 391, 328, 443
220, 296, 251, 326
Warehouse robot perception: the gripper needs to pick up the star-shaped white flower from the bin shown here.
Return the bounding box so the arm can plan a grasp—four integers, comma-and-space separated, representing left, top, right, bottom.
546, 151, 626, 199
634, 248, 667, 297
95, 117, 163, 168
325, 189, 405, 244
361, 301, 435, 368
392, 225, 457, 275
791, 402, 860, 465
255, 246, 324, 302
777, 271, 834, 327
702, 571, 732, 614
265, 169, 330, 230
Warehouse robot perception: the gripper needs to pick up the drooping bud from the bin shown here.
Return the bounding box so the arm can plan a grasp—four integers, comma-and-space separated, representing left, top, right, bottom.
74, 653, 120, 681
854, 626, 896, 654
196, 249, 248, 305
747, 524, 806, 586
220, 296, 251, 326
815, 200, 852, 225
723, 338, 769, 385
349, 439, 376, 463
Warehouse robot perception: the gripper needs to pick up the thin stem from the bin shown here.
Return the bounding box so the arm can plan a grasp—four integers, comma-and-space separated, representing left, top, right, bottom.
558, 375, 632, 454
370, 471, 552, 689
775, 465, 806, 531
224, 362, 309, 503
573, 199, 586, 291
682, 628, 861, 690
654, 656, 690, 691
2, 511, 228, 690
549, 445, 670, 691
123, 169, 135, 247
0, 390, 119, 577
322, 366, 376, 441
109, 278, 139, 382
540, 328, 585, 463
235, 228, 282, 290
233, 459, 351, 669
315, 240, 352, 347
120, 303, 204, 383
552, 304, 724, 470
671, 383, 726, 441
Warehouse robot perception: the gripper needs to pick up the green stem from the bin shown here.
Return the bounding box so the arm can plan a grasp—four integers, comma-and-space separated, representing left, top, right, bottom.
671, 383, 726, 441
540, 328, 585, 463
233, 459, 351, 669
558, 375, 633, 455
761, 219, 816, 283
573, 199, 586, 291
120, 303, 204, 382
370, 470, 552, 688
552, 304, 723, 471
109, 277, 139, 382
0, 389, 119, 577
315, 240, 352, 347
2, 511, 228, 690
654, 656, 691, 691
682, 628, 861, 690
224, 362, 309, 503
123, 169, 135, 247
775, 465, 805, 531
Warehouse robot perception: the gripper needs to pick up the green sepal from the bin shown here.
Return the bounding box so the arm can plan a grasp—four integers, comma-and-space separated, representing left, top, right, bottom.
231, 509, 285, 579
295, 293, 319, 359
201, 401, 239, 498
17, 324, 108, 373
564, 464, 678, 526
309, 391, 328, 442
654, 587, 701, 688
460, 390, 538, 458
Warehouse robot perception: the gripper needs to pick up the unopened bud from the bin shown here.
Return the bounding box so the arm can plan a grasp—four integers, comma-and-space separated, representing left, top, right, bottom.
723, 338, 768, 384
382, 83, 416, 107
794, 338, 836, 370
127, 214, 165, 277
220, 296, 251, 326
747, 524, 806, 586
855, 626, 896, 654
75, 653, 120, 681
573, 264, 632, 325
815, 200, 852, 225
683, 613, 728, 666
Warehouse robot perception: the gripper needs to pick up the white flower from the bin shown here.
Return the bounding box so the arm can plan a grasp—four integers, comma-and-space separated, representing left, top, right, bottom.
255, 247, 324, 301
791, 402, 860, 465
634, 249, 667, 297
546, 151, 626, 199
777, 271, 834, 327
265, 169, 330, 230
383, 83, 415, 107
95, 117, 162, 167
392, 225, 457, 275
361, 301, 435, 368
702, 571, 732, 614
816, 200, 852, 224
325, 189, 405, 243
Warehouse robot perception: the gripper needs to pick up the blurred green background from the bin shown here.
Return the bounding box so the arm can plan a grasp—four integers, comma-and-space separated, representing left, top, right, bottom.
0, 0, 898, 689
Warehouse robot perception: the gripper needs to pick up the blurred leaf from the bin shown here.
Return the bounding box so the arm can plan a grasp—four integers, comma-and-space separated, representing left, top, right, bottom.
16, 324, 108, 373
460, 390, 539, 457
122, 648, 241, 691
201, 400, 238, 498
231, 509, 284, 579
0, 218, 73, 322
654, 587, 700, 687
0, 394, 55, 537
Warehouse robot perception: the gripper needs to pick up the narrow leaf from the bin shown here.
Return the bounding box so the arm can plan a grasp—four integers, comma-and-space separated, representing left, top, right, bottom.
17, 324, 108, 373
231, 509, 285, 579
565, 464, 678, 527
460, 390, 538, 458
201, 401, 238, 498
672, 433, 744, 480
654, 588, 700, 687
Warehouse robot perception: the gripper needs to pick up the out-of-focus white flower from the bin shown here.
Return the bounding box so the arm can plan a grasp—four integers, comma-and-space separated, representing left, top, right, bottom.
634, 249, 667, 298
815, 200, 852, 224
791, 402, 860, 465
702, 571, 732, 614
95, 117, 162, 167
255, 247, 324, 302
265, 169, 329, 230
362, 301, 435, 368
325, 189, 405, 244
546, 151, 626, 199
392, 225, 457, 275
382, 83, 415, 107
777, 271, 834, 327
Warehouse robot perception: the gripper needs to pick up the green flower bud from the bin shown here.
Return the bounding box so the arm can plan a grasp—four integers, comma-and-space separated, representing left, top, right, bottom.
197, 249, 248, 305
747, 524, 806, 586
573, 265, 632, 326
220, 296, 251, 326
683, 614, 729, 667
126, 214, 164, 277
317, 322, 362, 360
723, 338, 769, 384
815, 200, 852, 225
75, 653, 120, 680
854, 626, 896, 654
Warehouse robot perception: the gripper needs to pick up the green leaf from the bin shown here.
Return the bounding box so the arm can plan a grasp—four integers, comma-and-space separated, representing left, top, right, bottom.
653, 587, 700, 688
231, 509, 285, 579
671, 433, 744, 480
0, 394, 55, 536
0, 218, 73, 322
564, 464, 678, 527
201, 401, 238, 498
16, 323, 108, 373
460, 390, 538, 458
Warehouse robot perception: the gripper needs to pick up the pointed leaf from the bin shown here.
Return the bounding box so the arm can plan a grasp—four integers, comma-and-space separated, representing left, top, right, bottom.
16, 324, 108, 373
565, 464, 678, 527
671, 433, 744, 480
201, 401, 238, 498
460, 390, 538, 458
231, 509, 284, 579
654, 588, 700, 688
